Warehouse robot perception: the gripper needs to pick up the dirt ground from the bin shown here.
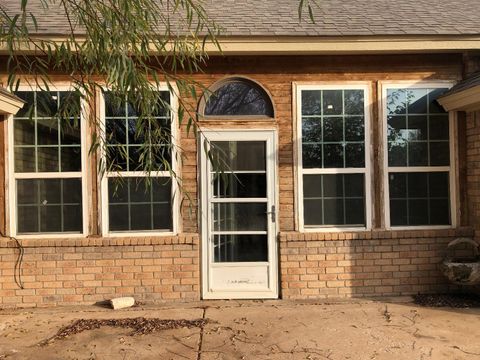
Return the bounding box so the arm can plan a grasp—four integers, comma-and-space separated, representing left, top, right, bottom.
0, 298, 480, 360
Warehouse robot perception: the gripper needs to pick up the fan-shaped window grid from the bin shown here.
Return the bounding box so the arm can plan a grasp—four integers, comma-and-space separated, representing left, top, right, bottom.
203, 79, 274, 117
300, 89, 367, 227
13, 91, 83, 234
386, 87, 451, 226
104, 91, 173, 232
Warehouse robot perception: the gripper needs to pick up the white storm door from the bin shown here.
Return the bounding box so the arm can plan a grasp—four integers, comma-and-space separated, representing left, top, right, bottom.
200, 130, 278, 299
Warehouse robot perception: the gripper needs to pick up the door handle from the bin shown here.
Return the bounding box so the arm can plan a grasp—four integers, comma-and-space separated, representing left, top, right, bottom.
266, 205, 276, 223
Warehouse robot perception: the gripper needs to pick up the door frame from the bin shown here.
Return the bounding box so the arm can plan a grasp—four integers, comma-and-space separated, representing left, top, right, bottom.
199, 129, 279, 299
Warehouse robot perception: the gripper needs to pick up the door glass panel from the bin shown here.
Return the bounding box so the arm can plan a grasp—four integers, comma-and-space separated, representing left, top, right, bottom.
213, 173, 266, 198
213, 203, 267, 231
209, 138, 271, 265
210, 141, 265, 171
213, 235, 268, 262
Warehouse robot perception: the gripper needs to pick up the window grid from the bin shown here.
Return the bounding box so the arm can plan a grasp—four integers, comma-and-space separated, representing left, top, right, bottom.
11, 90, 85, 236
103, 90, 175, 234
387, 88, 449, 168
385, 84, 453, 228
298, 86, 370, 230
14, 93, 81, 173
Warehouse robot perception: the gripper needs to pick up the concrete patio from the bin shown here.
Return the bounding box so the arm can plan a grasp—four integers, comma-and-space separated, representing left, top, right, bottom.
0, 298, 479, 359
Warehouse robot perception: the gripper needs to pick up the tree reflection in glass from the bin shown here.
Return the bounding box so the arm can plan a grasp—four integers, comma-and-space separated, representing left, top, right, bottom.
204, 80, 274, 117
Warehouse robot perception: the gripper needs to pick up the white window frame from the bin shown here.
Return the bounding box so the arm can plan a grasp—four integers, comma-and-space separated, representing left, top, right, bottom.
99, 85, 180, 236
381, 80, 457, 230
6, 83, 89, 238
294, 82, 372, 232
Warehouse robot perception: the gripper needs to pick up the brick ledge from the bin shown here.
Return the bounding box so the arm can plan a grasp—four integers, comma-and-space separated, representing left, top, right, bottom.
0, 233, 199, 248
279, 227, 474, 242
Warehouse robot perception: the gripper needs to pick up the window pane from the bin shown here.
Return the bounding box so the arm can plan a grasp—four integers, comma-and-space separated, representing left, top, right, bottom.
15, 92, 35, 118
323, 117, 343, 142
104, 91, 171, 173
304, 199, 323, 225
408, 142, 428, 166
37, 147, 59, 172
324, 199, 344, 224
106, 119, 126, 144
345, 199, 365, 224
323, 144, 344, 168
301, 89, 365, 170
213, 203, 267, 231
17, 206, 38, 233
60, 118, 81, 145
37, 118, 59, 145
429, 115, 449, 140
63, 205, 83, 231
108, 177, 172, 232
14, 147, 35, 172
302, 144, 322, 168
109, 205, 129, 231
345, 116, 364, 141
322, 90, 343, 115
344, 90, 364, 115
61, 147, 81, 171
388, 172, 450, 226
345, 144, 365, 168
302, 117, 322, 142
303, 174, 365, 227
407, 89, 428, 114
430, 142, 450, 166
387, 89, 406, 114
14, 119, 35, 145
130, 204, 153, 230
204, 80, 273, 117
386, 88, 450, 167
13, 90, 82, 175
407, 116, 427, 140
40, 206, 62, 232
16, 179, 83, 234
153, 204, 173, 229
302, 90, 322, 116
213, 235, 268, 263
106, 145, 128, 171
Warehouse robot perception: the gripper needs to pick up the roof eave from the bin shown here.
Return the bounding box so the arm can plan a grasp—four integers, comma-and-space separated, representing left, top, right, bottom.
204, 35, 480, 55
438, 85, 480, 112
2, 34, 480, 55
0, 89, 25, 115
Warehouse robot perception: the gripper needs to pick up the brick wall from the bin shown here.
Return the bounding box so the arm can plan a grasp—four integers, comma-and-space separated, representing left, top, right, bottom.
466, 111, 480, 235
279, 228, 473, 299
1, 54, 477, 307
0, 235, 199, 308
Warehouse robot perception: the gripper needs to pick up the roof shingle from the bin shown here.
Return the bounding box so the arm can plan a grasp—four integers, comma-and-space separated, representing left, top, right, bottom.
3, 0, 480, 37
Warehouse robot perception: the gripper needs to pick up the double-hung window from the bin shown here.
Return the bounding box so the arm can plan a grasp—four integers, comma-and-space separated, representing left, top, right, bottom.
101, 90, 177, 234
384, 83, 454, 228
297, 84, 371, 230
10, 88, 86, 236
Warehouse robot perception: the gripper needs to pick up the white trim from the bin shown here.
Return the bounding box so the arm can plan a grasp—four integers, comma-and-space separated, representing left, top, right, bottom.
99, 84, 180, 236
105, 171, 171, 178
380, 80, 457, 230
199, 129, 278, 300
294, 82, 373, 232
6, 84, 89, 238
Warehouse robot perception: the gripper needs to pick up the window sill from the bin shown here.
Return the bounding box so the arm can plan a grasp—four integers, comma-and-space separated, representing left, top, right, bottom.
281, 226, 474, 242
0, 233, 199, 248
301, 226, 370, 233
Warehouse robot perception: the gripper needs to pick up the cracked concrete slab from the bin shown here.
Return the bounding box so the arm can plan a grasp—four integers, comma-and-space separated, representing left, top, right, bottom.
0, 300, 479, 359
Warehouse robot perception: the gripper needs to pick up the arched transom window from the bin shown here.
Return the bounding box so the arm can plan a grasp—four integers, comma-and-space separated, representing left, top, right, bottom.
201, 77, 274, 118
